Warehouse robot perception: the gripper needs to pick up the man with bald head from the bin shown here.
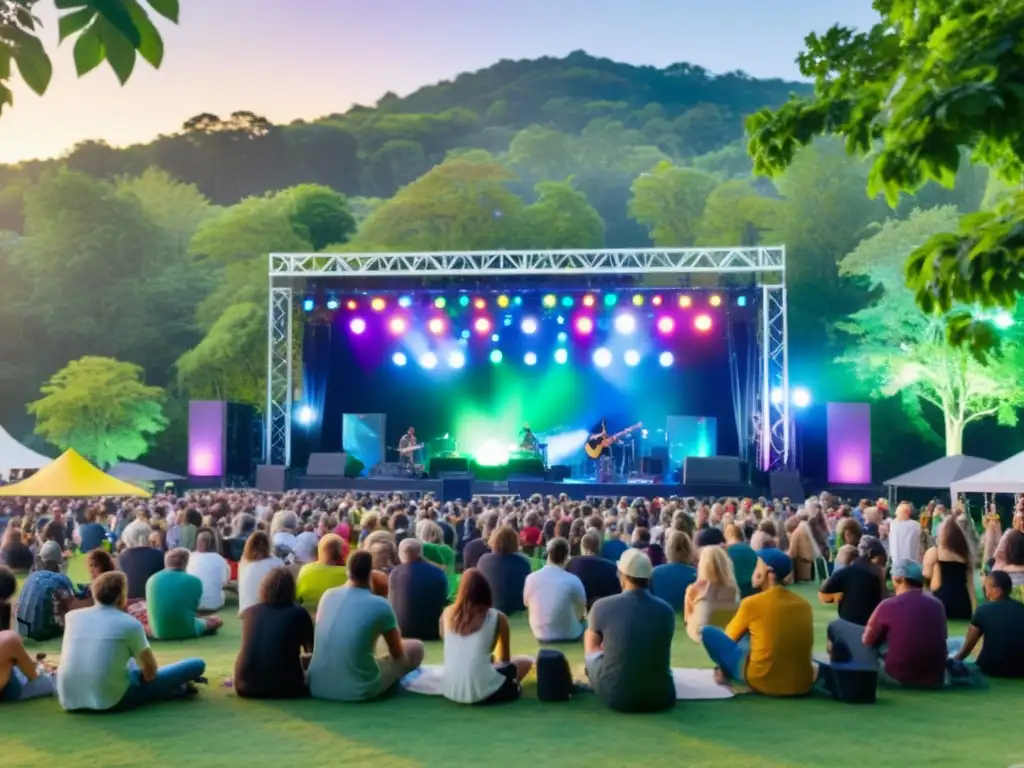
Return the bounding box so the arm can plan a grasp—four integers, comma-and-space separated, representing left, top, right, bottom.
388, 537, 448, 640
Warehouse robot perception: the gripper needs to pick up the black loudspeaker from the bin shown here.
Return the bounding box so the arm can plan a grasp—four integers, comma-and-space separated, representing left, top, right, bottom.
507, 457, 545, 478
547, 465, 571, 482
226, 403, 256, 478
256, 465, 287, 493
770, 471, 805, 504
430, 457, 470, 478
307, 453, 347, 476
440, 473, 473, 502
683, 456, 742, 485
641, 457, 664, 476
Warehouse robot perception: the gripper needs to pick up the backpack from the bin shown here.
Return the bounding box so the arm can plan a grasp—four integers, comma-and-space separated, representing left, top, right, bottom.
536, 649, 573, 702
16, 570, 75, 641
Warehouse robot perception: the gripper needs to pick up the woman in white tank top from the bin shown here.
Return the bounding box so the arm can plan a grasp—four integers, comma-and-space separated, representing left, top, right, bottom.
441, 569, 533, 705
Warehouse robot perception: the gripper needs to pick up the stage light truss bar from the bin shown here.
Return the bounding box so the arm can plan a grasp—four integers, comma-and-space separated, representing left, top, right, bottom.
269, 247, 785, 277
267, 286, 293, 466
758, 285, 790, 472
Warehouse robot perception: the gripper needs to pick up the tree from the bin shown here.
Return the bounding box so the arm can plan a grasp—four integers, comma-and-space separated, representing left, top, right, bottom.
628, 161, 717, 246
696, 179, 782, 247
746, 1, 1024, 350
516, 179, 604, 249
176, 301, 265, 406
28, 355, 168, 466
275, 184, 356, 250
836, 207, 1024, 455
1, 0, 179, 114
116, 167, 216, 260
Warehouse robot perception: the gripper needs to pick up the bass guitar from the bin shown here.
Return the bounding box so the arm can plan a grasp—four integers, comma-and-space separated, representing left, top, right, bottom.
585, 422, 643, 459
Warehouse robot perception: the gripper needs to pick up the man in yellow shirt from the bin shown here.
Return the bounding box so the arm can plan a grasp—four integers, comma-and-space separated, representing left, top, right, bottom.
701, 548, 815, 695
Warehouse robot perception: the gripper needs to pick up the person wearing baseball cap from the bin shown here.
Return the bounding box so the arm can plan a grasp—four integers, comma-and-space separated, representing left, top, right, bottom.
583, 548, 675, 712
702, 548, 815, 696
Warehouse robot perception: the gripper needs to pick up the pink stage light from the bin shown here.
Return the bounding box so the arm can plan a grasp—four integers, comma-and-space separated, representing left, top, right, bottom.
428, 317, 446, 335
388, 316, 408, 336
474, 316, 492, 335
694, 314, 712, 332
350, 317, 367, 335
575, 316, 594, 335
657, 316, 675, 335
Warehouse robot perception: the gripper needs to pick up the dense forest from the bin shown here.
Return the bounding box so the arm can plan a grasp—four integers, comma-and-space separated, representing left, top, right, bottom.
0, 51, 1014, 475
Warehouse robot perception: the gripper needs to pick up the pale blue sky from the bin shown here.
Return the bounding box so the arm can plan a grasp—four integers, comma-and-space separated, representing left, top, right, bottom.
0, 0, 878, 163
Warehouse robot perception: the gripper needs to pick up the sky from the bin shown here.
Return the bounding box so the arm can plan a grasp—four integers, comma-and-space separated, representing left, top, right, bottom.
0, 0, 879, 164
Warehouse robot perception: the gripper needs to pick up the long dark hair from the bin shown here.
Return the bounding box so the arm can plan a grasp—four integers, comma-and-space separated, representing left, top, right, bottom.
939, 517, 972, 564
448, 568, 492, 636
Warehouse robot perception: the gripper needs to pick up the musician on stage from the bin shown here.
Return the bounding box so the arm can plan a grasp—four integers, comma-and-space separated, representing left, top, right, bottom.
519, 424, 539, 453
398, 427, 420, 465
588, 419, 614, 483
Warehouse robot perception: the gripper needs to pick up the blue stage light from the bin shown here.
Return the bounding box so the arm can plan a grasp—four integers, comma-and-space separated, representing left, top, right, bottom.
296, 405, 317, 425
489, 349, 503, 364
419, 352, 438, 370
503, 315, 513, 327
737, 296, 748, 308
604, 294, 618, 308
398, 296, 412, 308
557, 331, 568, 342
624, 349, 641, 367
460, 329, 471, 340
521, 317, 538, 335
792, 386, 812, 408
491, 333, 499, 342
392, 352, 407, 367
554, 348, 568, 364
326, 296, 339, 310
524, 352, 537, 366
448, 350, 466, 369
614, 313, 637, 334
593, 347, 612, 368
659, 351, 674, 367
303, 298, 315, 312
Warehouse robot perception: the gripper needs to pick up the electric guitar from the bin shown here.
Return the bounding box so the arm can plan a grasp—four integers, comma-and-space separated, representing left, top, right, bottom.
395, 443, 424, 456
585, 422, 643, 459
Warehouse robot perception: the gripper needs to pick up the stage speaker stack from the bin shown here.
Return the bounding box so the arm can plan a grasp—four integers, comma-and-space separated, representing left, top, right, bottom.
640, 457, 664, 476
429, 456, 470, 478
507, 457, 545, 478
255, 465, 287, 493
547, 465, 571, 482
683, 456, 742, 485
440, 473, 472, 502
769, 470, 805, 504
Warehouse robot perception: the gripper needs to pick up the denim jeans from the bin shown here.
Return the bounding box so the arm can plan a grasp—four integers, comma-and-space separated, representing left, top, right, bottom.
115, 658, 206, 710
701, 626, 749, 683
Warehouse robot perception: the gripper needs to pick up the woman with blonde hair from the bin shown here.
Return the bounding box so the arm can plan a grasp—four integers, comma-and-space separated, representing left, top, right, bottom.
416, 519, 454, 572
684, 546, 739, 642
237, 531, 284, 615
361, 530, 396, 597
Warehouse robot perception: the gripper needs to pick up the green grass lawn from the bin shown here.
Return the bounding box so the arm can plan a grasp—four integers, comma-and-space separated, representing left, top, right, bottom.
5, 559, 1022, 768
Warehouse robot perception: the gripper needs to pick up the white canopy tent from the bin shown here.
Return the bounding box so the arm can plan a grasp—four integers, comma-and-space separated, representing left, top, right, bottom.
884, 455, 996, 489
950, 449, 1024, 495
0, 423, 52, 477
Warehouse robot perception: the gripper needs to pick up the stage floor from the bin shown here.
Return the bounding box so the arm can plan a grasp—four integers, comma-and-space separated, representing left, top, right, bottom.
292, 475, 758, 501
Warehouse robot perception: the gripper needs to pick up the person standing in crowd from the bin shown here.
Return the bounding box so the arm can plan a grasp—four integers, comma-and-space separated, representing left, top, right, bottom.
887, 502, 921, 564
523, 537, 587, 642
584, 549, 675, 713
388, 539, 448, 641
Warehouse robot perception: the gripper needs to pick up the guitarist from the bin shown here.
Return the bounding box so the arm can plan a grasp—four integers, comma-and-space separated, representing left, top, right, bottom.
397, 427, 421, 466
588, 420, 614, 482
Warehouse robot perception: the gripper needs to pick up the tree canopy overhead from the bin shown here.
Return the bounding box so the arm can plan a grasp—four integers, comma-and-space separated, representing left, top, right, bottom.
746, 0, 1024, 350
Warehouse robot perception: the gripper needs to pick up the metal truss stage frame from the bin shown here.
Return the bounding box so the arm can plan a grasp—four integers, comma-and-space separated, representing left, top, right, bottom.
267, 247, 790, 471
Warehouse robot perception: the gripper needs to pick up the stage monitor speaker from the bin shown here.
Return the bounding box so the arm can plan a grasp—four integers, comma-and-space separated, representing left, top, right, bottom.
226, 403, 256, 478
256, 465, 287, 493
307, 452, 347, 477
429, 457, 470, 478
507, 457, 545, 478
683, 456, 742, 485
641, 457, 664, 476
547, 465, 571, 482
440, 473, 473, 502
770, 471, 804, 504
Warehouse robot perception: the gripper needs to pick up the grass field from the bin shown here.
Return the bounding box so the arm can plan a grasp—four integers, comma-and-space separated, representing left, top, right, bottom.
5, 559, 1022, 768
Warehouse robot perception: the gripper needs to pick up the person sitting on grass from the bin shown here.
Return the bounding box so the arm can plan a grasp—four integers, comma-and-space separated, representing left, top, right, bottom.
118, 520, 164, 601
186, 530, 230, 612
951, 570, 1024, 678
58, 571, 207, 712
819, 536, 887, 627
441, 568, 533, 705
584, 549, 675, 713
1, 565, 57, 702
416, 520, 455, 572
702, 548, 815, 696
234, 567, 314, 699
725, 524, 758, 598
15, 541, 80, 642
859, 559, 948, 688
296, 534, 348, 612
565, 530, 621, 609
61, 550, 118, 612
463, 511, 497, 570
147, 548, 223, 640
238, 531, 284, 615
650, 531, 697, 613
308, 551, 424, 702
684, 546, 739, 642
524, 537, 587, 643
388, 539, 448, 641
477, 525, 532, 616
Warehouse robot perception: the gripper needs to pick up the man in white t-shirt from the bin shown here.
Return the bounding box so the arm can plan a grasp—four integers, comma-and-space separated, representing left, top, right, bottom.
186, 531, 230, 611
293, 525, 320, 565
58, 571, 206, 711
523, 537, 587, 642
888, 502, 922, 565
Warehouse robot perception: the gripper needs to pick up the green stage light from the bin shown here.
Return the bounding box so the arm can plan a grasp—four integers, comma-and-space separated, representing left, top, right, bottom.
489, 349, 503, 364
543, 294, 557, 309
434, 297, 446, 309
561, 296, 574, 308
475, 439, 509, 467
604, 293, 618, 307
459, 295, 470, 307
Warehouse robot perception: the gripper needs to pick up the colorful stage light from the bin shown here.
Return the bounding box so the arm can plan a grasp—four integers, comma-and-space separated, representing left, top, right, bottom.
593, 347, 613, 368
632, 294, 644, 307
524, 352, 537, 366
557, 331, 568, 342
604, 293, 618, 307
474, 298, 486, 310
659, 351, 674, 367
656, 316, 675, 335
503, 315, 513, 327
709, 294, 722, 307
770, 387, 784, 406
448, 350, 466, 369
543, 294, 557, 309
554, 348, 568, 365
624, 350, 641, 367
521, 317, 538, 335
460, 329, 471, 340
694, 314, 713, 332
303, 298, 315, 312
398, 296, 412, 308
561, 296, 574, 308
474, 317, 492, 335
678, 295, 692, 309
349, 317, 366, 335
419, 352, 438, 370
371, 297, 386, 312
513, 296, 523, 306
434, 297, 447, 309
489, 349, 503, 364
737, 296, 748, 308
459, 295, 470, 307
491, 333, 499, 342
556, 315, 565, 325
652, 295, 663, 307
497, 295, 510, 308
326, 296, 340, 310
614, 313, 637, 334
296, 405, 317, 426
388, 316, 408, 335
346, 299, 357, 311
582, 294, 596, 308
575, 316, 594, 335
392, 352, 407, 367
792, 386, 812, 408
428, 317, 445, 335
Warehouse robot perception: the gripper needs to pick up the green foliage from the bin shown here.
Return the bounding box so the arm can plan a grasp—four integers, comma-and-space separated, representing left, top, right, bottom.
746, 0, 1024, 352
0, 0, 178, 113
28, 355, 168, 466
176, 301, 265, 406
696, 179, 782, 247
275, 184, 356, 251
516, 179, 604, 249
628, 161, 717, 246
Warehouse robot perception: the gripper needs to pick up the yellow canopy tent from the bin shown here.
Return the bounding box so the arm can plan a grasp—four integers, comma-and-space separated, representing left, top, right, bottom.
0, 449, 151, 498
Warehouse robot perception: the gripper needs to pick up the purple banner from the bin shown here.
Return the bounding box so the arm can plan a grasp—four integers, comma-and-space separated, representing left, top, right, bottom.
188, 401, 226, 477
826, 402, 871, 484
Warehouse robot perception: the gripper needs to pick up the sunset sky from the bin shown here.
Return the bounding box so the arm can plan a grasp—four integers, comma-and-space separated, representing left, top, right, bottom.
0, 0, 878, 164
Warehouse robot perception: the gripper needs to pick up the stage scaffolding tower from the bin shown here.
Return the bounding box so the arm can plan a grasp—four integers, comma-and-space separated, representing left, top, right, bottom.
267, 247, 790, 473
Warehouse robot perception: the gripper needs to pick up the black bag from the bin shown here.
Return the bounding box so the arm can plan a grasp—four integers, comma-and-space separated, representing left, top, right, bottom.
536, 649, 573, 702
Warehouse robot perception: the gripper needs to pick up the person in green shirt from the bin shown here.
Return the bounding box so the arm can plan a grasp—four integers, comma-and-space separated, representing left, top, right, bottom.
146, 549, 222, 640
725, 524, 759, 598
416, 521, 455, 573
